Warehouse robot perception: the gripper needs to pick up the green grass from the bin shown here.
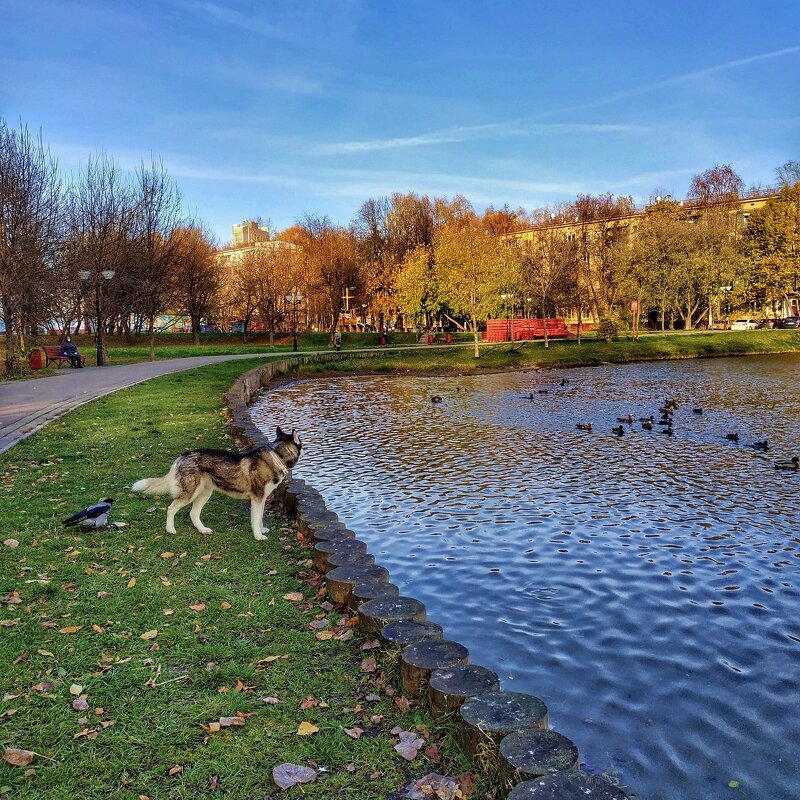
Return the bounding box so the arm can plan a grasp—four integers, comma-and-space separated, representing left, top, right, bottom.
0, 361, 481, 799
288, 329, 800, 378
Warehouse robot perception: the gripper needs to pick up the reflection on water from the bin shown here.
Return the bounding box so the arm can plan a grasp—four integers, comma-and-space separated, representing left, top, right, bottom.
252, 354, 800, 800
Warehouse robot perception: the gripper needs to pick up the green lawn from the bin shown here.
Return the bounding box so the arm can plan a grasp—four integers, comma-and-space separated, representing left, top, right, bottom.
0, 361, 480, 799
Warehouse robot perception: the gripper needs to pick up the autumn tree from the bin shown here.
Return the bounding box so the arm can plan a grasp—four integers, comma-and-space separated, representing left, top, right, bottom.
172, 226, 218, 344
739, 183, 800, 316
395, 244, 440, 329
0, 120, 63, 370
299, 216, 360, 339
434, 222, 508, 358
688, 164, 744, 207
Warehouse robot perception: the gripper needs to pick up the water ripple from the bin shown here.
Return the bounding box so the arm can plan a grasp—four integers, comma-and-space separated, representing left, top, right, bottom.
252, 354, 800, 800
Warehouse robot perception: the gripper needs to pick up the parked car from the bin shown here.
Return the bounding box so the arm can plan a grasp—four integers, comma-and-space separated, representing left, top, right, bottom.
756, 318, 778, 329
730, 318, 758, 330
781, 316, 800, 329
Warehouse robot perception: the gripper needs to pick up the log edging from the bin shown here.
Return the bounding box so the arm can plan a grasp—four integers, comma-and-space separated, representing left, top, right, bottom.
223, 357, 632, 800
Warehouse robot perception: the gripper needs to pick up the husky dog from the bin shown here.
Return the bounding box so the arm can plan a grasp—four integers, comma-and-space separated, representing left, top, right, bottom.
131, 427, 301, 540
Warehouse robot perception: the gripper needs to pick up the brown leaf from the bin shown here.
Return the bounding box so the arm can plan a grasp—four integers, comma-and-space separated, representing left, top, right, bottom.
300, 697, 318, 710
189, 603, 206, 612
168, 765, 182, 776
282, 592, 303, 602
160, 552, 175, 559
394, 696, 411, 713
220, 601, 232, 610
72, 696, 90, 712
218, 717, 245, 727
360, 655, 377, 673
424, 743, 441, 763
344, 726, 364, 739
126, 578, 136, 588
272, 763, 316, 789
3, 747, 35, 767
59, 625, 83, 634
139, 629, 158, 640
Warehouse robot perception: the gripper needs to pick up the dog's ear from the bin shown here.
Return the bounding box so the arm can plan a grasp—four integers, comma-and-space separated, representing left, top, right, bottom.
291, 429, 301, 446
276, 425, 285, 439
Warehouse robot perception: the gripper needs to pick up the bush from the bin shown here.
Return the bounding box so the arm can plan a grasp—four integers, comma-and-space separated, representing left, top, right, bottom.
596, 317, 620, 342
3, 351, 30, 377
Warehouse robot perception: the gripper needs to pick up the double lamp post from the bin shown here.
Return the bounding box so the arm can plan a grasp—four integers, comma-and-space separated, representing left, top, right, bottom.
78, 269, 115, 366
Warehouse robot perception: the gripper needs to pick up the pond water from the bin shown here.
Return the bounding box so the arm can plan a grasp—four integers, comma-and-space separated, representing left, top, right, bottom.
251, 354, 800, 800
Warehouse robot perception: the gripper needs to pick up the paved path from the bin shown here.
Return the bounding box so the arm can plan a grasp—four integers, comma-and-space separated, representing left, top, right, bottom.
0, 354, 272, 454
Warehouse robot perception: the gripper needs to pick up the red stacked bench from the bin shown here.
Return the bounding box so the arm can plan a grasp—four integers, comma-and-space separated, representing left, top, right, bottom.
485, 318, 574, 342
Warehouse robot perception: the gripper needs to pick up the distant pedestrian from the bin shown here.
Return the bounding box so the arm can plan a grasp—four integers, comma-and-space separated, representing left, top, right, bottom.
60, 335, 83, 368
333, 329, 342, 351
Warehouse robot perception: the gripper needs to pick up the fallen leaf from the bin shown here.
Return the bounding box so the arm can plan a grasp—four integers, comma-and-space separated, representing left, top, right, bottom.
261, 696, 280, 704
72, 696, 89, 712
300, 697, 318, 710
406, 773, 459, 800
282, 592, 303, 602
139, 630, 158, 640
69, 684, 83, 696
424, 743, 442, 763
395, 695, 411, 713
344, 726, 364, 739
59, 625, 83, 634
360, 655, 377, 673
3, 747, 35, 767
220, 601, 232, 610
296, 722, 319, 736
272, 763, 316, 789
127, 578, 136, 588
163, 608, 175, 616
160, 552, 174, 559
189, 603, 206, 612
168, 765, 182, 776
36, 649, 54, 657
361, 639, 380, 650
394, 730, 426, 761
219, 717, 245, 727
0, 619, 19, 627
315, 630, 336, 641
4, 539, 20, 548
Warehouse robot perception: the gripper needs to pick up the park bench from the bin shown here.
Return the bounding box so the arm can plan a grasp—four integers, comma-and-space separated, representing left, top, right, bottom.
430, 333, 475, 344
42, 345, 86, 368
485, 318, 574, 342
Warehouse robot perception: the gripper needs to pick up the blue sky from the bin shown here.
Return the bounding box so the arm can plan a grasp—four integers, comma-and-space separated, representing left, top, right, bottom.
2, 1, 799, 243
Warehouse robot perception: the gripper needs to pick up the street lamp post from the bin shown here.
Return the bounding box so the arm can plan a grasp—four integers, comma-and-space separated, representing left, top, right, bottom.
361, 303, 368, 330
79, 269, 115, 366
286, 291, 304, 352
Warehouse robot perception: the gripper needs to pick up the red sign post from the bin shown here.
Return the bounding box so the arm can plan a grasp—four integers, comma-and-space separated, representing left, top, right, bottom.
630, 300, 639, 341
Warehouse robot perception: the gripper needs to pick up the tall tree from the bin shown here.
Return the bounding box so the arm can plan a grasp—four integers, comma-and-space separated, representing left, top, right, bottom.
521, 231, 578, 348
434, 223, 508, 358
0, 120, 63, 370
129, 159, 185, 359
739, 183, 800, 316
172, 226, 218, 344
688, 164, 744, 207
774, 160, 800, 188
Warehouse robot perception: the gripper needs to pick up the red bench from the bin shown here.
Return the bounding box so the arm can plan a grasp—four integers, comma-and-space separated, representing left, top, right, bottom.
42, 345, 86, 368
485, 318, 574, 342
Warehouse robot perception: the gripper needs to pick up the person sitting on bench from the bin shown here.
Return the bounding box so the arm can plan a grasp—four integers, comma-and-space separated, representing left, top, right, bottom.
60, 335, 84, 368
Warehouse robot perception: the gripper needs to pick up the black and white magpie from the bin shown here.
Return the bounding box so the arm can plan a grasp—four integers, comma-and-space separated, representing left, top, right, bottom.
62, 498, 114, 528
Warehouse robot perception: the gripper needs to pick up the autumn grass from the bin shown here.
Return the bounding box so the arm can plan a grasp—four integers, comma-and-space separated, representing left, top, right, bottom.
0, 361, 481, 799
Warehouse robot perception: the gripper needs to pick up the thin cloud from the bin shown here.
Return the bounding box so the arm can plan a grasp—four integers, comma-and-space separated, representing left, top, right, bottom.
171, 0, 297, 42
546, 44, 800, 117
315, 121, 649, 155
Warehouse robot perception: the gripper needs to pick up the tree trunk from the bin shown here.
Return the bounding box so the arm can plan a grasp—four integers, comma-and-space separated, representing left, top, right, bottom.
471, 313, 480, 359
191, 314, 201, 345
148, 315, 157, 361
541, 301, 549, 349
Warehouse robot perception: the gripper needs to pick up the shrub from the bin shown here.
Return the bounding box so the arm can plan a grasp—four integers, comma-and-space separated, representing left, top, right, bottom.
596, 317, 620, 342
3, 351, 30, 377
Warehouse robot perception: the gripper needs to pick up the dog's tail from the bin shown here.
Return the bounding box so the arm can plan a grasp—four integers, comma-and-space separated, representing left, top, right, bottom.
131, 465, 175, 496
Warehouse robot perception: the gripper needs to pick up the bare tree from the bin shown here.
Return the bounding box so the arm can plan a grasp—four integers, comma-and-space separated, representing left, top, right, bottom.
0, 119, 63, 370
63, 153, 135, 362
775, 160, 800, 187
129, 159, 185, 359
687, 164, 744, 207
522, 231, 579, 348
252, 244, 297, 345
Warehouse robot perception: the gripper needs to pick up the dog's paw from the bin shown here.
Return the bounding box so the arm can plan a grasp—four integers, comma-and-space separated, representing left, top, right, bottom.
166, 526, 177, 535
253, 532, 268, 541
198, 527, 213, 535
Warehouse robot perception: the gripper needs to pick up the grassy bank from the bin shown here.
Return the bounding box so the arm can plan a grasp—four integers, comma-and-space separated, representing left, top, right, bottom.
290, 329, 800, 377
0, 361, 479, 799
